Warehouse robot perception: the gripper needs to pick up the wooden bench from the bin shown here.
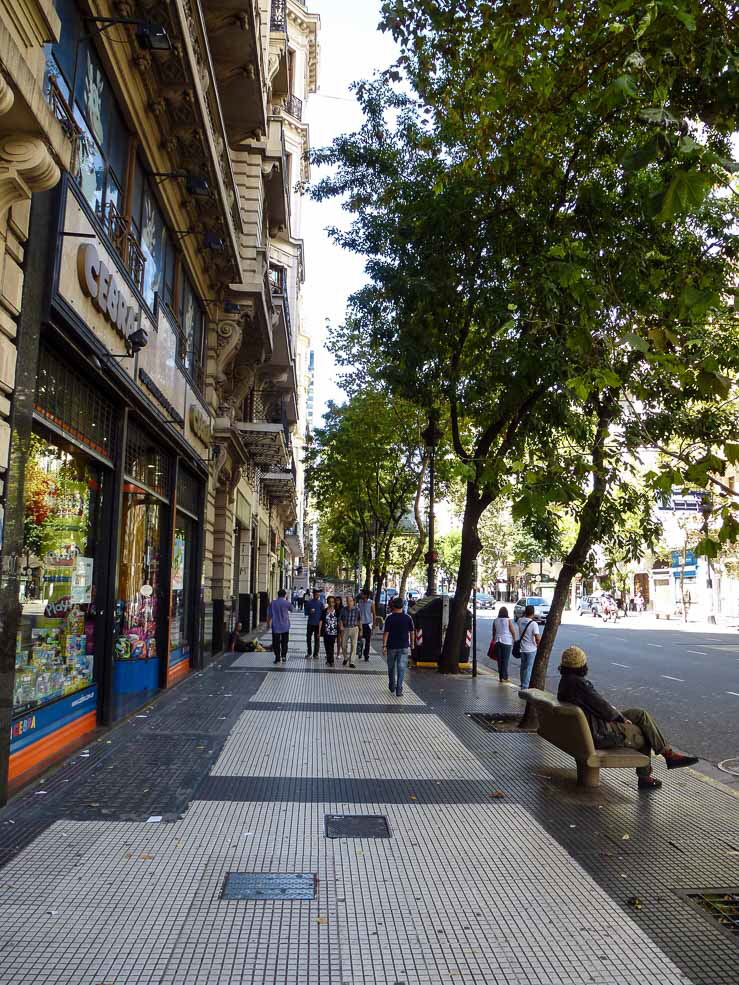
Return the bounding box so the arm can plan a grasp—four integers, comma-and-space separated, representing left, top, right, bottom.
518, 687, 650, 787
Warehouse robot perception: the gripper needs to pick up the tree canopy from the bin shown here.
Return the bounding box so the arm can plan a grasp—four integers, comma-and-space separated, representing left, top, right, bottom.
309, 0, 739, 671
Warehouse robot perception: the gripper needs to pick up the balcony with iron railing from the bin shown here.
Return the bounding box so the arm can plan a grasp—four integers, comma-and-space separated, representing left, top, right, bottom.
271, 0, 287, 32
268, 261, 293, 358
96, 200, 147, 294
236, 388, 291, 466
284, 93, 303, 121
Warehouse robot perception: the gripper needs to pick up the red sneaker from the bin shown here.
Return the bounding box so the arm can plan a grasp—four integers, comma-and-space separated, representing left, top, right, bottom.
665, 753, 699, 770
638, 776, 662, 790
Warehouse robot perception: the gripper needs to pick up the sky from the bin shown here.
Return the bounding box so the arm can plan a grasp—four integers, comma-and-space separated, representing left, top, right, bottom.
301, 0, 398, 425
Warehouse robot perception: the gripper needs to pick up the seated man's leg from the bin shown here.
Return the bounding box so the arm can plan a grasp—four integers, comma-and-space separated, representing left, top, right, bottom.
613, 718, 652, 777
623, 707, 668, 755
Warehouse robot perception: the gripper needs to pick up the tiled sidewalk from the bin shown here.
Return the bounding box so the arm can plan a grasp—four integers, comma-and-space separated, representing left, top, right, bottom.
0, 612, 736, 984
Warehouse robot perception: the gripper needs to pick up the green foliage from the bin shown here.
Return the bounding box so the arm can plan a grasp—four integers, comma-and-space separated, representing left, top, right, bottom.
309, 0, 739, 668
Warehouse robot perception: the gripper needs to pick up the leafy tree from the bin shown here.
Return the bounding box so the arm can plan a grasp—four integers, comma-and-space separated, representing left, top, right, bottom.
311, 0, 739, 672
305, 389, 432, 603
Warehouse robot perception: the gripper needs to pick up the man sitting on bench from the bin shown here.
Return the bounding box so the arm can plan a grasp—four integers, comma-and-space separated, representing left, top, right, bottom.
557, 646, 698, 790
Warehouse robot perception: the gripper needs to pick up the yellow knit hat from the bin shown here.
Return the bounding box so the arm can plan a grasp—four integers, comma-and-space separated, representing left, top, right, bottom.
560, 645, 587, 669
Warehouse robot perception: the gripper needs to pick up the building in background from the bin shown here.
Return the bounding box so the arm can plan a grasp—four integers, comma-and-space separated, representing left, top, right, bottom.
0, 0, 320, 803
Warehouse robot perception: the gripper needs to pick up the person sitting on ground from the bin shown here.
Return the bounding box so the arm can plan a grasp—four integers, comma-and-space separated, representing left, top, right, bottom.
557, 645, 698, 790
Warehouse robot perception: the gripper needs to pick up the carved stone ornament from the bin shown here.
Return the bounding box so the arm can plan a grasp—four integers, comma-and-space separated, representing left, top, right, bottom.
267, 51, 281, 85
0, 76, 15, 117
0, 135, 60, 216
211, 443, 228, 484
215, 317, 243, 384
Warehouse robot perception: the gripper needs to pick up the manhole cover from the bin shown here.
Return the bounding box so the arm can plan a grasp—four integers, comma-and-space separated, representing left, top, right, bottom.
676, 888, 739, 941
466, 712, 535, 732
221, 873, 316, 900
325, 814, 391, 838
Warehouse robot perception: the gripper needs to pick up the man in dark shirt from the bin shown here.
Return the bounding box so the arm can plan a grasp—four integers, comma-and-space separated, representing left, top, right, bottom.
557, 645, 698, 790
382, 596, 414, 697
304, 589, 323, 659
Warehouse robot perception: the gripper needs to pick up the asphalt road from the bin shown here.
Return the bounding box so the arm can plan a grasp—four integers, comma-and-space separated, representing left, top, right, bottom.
472, 609, 739, 767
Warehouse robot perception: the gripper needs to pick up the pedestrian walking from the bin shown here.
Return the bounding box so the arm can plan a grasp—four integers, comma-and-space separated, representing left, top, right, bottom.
382, 595, 414, 697
320, 596, 339, 666
515, 605, 541, 688
358, 589, 376, 661
339, 594, 361, 667
557, 646, 698, 790
304, 588, 323, 659
492, 606, 516, 683
266, 589, 293, 664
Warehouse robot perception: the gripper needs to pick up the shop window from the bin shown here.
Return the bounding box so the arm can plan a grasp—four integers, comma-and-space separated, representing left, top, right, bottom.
170, 512, 196, 664
115, 487, 163, 663
114, 423, 171, 674
14, 432, 103, 714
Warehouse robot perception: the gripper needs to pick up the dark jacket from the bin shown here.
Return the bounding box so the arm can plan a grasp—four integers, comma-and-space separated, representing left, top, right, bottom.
557, 674, 625, 748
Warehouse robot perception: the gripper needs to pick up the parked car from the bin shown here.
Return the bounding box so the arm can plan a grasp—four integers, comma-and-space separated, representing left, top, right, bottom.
513, 596, 550, 624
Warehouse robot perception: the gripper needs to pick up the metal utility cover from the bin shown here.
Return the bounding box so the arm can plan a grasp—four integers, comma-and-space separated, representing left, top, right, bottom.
325, 814, 391, 838
676, 888, 739, 941
221, 873, 316, 900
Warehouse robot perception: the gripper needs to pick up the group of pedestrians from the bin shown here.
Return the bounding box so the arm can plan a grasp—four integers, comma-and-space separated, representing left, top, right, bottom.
302, 589, 375, 667
489, 604, 541, 688
266, 587, 414, 695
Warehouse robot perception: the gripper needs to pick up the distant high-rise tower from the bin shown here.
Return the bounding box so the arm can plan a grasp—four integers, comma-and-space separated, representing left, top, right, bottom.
307, 349, 315, 426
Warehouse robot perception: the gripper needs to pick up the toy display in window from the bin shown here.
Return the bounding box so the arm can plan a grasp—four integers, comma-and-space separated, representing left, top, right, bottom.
14, 435, 99, 713
114, 489, 162, 661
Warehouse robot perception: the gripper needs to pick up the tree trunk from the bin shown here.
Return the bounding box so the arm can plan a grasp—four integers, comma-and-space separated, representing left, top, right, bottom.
520, 397, 618, 728
439, 485, 489, 673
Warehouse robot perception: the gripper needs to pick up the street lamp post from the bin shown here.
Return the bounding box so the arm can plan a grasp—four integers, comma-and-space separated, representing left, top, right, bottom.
421, 410, 443, 597
700, 496, 716, 624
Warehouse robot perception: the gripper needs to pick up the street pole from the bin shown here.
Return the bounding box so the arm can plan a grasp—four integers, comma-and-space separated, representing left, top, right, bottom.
472, 558, 478, 678
701, 497, 716, 625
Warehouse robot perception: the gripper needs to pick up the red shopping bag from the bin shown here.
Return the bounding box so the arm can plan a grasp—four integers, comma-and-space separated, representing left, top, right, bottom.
487, 640, 497, 662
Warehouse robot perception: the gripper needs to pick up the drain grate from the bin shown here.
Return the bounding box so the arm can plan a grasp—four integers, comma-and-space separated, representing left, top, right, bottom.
325, 814, 391, 838
677, 888, 739, 941
466, 712, 535, 732
221, 873, 316, 900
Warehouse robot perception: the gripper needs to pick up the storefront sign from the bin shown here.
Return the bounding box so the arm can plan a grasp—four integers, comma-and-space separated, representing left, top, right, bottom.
189, 404, 211, 444
139, 368, 184, 426
10, 686, 97, 751
77, 243, 141, 341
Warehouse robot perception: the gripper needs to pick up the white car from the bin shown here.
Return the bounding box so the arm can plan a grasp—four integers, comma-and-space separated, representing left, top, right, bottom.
578, 595, 595, 616
513, 596, 550, 624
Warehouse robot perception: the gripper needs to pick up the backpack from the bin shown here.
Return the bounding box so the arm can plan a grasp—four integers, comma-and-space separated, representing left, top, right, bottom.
512, 620, 534, 659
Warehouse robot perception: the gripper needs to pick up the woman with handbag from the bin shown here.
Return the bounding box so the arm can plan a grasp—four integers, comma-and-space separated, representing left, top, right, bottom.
491, 606, 516, 683
515, 605, 541, 688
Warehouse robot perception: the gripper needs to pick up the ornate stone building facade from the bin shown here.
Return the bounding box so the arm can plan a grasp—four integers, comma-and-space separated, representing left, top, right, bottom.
0, 0, 319, 803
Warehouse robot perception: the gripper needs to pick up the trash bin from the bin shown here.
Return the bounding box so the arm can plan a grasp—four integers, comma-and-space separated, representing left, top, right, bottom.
412, 596, 471, 666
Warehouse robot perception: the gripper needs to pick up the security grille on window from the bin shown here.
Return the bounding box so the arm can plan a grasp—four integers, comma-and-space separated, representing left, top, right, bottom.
125, 419, 171, 498
176, 466, 200, 517
35, 346, 115, 458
